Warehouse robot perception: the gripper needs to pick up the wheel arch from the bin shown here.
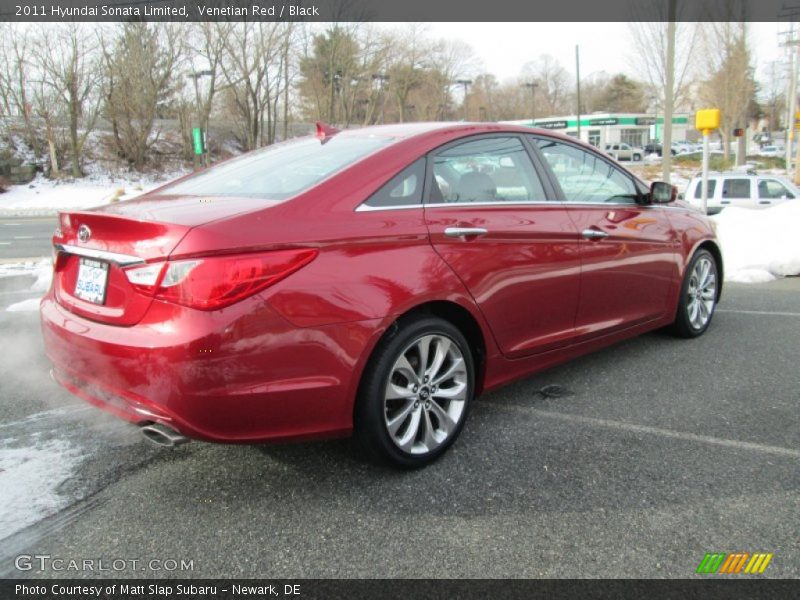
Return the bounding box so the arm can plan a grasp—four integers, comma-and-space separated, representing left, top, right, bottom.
353, 299, 489, 426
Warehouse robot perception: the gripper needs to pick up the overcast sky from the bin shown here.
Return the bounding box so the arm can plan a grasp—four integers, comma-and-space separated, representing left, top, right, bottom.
418, 22, 786, 86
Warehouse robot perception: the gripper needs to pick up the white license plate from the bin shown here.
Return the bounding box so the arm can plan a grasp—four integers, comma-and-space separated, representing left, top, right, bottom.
74, 258, 109, 304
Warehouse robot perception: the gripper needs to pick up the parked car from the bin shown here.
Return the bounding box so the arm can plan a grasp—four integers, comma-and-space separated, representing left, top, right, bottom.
683, 172, 798, 214
644, 143, 677, 157
758, 145, 784, 158
604, 143, 643, 161
41, 122, 722, 468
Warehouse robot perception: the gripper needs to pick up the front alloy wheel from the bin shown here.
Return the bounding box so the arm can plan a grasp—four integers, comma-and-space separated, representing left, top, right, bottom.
686, 255, 717, 330
670, 249, 719, 338
356, 316, 474, 468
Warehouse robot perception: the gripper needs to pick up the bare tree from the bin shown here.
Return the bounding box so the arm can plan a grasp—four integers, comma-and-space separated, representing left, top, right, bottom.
221, 22, 293, 149
520, 54, 571, 116
102, 23, 184, 170
628, 18, 697, 111
0, 24, 39, 154
32, 24, 103, 177
699, 20, 756, 164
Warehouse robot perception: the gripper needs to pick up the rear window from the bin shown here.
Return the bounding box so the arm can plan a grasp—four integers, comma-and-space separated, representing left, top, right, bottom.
164, 135, 393, 199
694, 179, 717, 199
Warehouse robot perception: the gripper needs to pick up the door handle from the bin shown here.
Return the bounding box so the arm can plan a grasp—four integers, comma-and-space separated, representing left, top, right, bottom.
444, 227, 489, 238
581, 229, 609, 240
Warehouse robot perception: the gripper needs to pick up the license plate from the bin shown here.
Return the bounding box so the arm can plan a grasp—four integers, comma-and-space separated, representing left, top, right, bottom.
74, 258, 109, 304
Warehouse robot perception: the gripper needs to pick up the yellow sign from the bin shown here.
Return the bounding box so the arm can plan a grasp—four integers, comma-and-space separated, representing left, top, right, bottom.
695, 109, 720, 134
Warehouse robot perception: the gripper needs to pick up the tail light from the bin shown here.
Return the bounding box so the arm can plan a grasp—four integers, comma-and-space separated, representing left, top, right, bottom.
124, 249, 317, 310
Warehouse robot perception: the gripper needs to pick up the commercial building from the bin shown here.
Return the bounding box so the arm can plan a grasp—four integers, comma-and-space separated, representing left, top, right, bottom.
505, 112, 692, 148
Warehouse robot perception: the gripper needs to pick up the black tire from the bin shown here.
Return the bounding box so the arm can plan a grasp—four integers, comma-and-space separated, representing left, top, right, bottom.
669, 249, 719, 338
633, 153, 642, 161
354, 315, 475, 469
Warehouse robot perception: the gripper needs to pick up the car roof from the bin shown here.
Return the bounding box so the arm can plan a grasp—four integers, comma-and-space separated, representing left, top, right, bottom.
690, 172, 792, 182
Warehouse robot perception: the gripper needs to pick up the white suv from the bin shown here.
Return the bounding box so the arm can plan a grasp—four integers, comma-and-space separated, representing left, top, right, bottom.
683, 172, 798, 214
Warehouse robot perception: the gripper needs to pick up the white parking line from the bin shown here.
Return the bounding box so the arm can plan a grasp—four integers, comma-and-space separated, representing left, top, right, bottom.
491, 404, 800, 459
0, 242, 10, 246
12, 236, 33, 240
717, 309, 800, 317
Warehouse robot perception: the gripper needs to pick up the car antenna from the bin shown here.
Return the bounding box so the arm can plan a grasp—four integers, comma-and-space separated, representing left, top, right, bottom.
316, 121, 341, 144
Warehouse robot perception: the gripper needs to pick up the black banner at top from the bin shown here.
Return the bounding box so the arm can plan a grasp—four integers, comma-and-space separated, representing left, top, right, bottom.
0, 0, 795, 22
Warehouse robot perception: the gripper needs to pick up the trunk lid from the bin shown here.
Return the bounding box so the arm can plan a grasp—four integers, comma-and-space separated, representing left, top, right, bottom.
53, 195, 284, 325
53, 210, 193, 326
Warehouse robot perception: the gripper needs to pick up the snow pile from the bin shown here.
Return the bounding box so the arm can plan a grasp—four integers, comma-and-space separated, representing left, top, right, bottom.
711, 200, 800, 283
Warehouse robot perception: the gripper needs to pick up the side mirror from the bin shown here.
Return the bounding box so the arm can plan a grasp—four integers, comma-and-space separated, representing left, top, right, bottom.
650, 181, 677, 204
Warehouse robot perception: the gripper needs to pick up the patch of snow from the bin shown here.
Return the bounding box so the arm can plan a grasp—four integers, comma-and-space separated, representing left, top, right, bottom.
0, 437, 85, 539
0, 169, 188, 217
711, 200, 800, 283
6, 298, 41, 312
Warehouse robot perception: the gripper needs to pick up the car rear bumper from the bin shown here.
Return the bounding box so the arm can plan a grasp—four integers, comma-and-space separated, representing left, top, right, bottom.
40, 292, 383, 443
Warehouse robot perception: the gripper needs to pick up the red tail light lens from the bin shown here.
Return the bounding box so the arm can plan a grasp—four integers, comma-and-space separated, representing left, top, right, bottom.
149, 249, 317, 311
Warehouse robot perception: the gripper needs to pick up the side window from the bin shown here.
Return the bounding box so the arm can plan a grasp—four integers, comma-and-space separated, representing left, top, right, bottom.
534, 138, 638, 204
363, 158, 425, 208
430, 137, 546, 203
722, 178, 751, 199
694, 179, 717, 199
758, 179, 794, 199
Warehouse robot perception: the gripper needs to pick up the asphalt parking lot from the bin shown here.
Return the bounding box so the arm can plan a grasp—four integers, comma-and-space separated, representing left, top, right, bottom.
0, 274, 797, 579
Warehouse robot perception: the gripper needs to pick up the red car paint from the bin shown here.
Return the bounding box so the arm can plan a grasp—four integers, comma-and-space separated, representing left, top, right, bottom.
40, 123, 721, 444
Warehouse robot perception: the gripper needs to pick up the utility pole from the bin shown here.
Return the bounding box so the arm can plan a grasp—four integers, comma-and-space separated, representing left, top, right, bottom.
456, 79, 473, 121
781, 35, 799, 179
522, 82, 539, 125
662, 1, 676, 183
575, 45, 581, 138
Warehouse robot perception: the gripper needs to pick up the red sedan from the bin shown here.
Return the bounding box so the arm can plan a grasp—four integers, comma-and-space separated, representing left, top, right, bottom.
40, 123, 722, 468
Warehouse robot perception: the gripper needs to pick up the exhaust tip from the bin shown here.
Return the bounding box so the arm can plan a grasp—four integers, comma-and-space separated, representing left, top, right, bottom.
140, 423, 189, 448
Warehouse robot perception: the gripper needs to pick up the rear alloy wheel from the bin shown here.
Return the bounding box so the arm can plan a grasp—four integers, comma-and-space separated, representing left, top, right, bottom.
355, 316, 474, 468
670, 249, 718, 338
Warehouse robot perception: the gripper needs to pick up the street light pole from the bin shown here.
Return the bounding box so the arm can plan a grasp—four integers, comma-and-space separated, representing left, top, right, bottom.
456, 79, 473, 121
522, 82, 539, 125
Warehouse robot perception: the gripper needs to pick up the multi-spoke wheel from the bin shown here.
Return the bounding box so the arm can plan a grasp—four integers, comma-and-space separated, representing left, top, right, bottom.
670, 249, 719, 338
355, 316, 474, 468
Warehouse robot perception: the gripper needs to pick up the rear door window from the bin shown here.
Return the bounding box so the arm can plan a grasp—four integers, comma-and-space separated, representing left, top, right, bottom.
721, 178, 751, 199
430, 136, 546, 204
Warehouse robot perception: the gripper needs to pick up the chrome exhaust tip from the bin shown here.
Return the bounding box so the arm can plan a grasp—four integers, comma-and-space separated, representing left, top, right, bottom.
140, 423, 189, 448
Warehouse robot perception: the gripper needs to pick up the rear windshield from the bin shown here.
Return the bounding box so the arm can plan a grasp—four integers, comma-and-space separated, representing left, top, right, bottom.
164, 135, 393, 199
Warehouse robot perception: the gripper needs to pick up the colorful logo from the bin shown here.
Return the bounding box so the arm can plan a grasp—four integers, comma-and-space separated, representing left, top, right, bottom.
697, 552, 773, 574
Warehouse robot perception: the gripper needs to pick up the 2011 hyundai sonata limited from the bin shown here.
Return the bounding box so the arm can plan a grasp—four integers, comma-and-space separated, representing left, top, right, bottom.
40, 122, 722, 468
